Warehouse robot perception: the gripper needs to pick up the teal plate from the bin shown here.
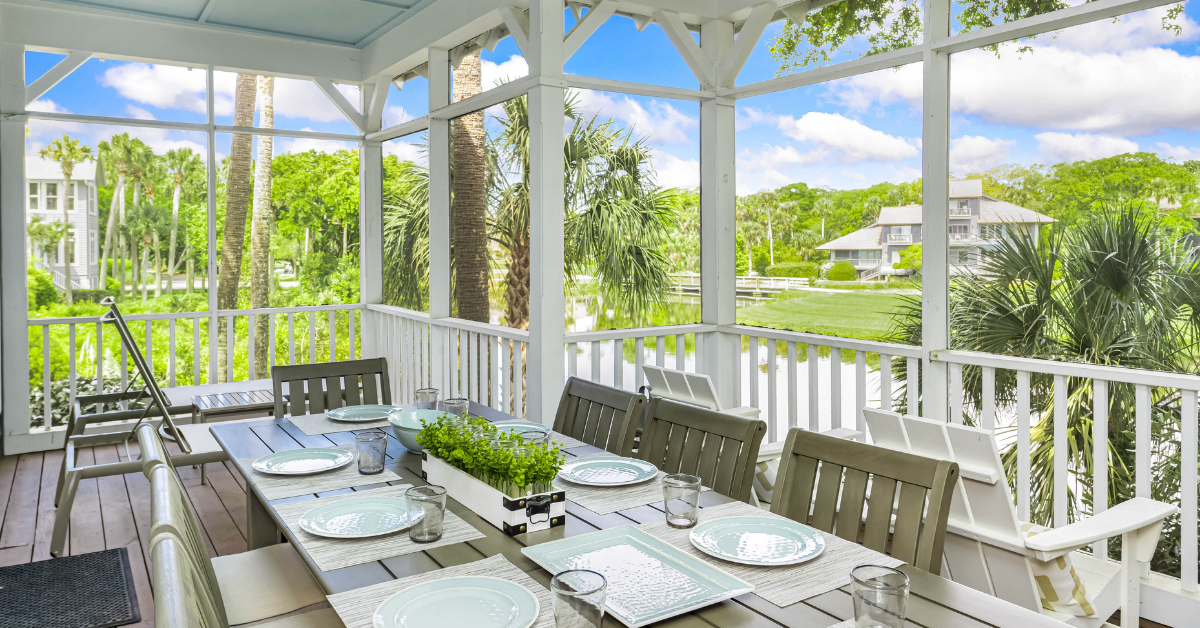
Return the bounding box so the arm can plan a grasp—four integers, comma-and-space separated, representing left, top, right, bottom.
298, 496, 420, 539
372, 576, 540, 628
689, 516, 825, 566
493, 421, 551, 436
521, 525, 752, 628
328, 404, 403, 422
557, 455, 658, 487
251, 448, 354, 475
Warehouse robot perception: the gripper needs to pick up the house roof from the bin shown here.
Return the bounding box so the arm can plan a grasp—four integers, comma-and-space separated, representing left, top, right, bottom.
817, 226, 882, 251
979, 200, 1056, 224
877, 205, 922, 225
26, 156, 105, 186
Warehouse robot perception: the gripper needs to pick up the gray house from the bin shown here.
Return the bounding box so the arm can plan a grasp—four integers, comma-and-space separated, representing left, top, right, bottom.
818, 179, 1055, 279
25, 156, 104, 289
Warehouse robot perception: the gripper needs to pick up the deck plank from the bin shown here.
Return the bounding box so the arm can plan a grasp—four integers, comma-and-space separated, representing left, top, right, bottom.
92, 445, 155, 627
0, 454, 42, 566
201, 458, 249, 538
0, 454, 19, 537
69, 447, 106, 555
31, 450, 64, 562
171, 449, 246, 557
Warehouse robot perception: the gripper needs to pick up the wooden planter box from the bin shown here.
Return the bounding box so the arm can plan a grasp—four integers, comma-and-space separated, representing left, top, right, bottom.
421, 452, 566, 536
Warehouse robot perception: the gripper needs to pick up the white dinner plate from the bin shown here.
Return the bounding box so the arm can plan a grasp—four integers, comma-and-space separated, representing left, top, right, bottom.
251, 448, 354, 475
327, 405, 403, 422
556, 455, 658, 487
689, 516, 825, 566
298, 496, 420, 539
372, 576, 539, 628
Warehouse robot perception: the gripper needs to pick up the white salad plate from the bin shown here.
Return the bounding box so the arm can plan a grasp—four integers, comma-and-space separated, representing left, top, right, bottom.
556, 455, 658, 487
372, 576, 540, 628
689, 516, 826, 566
327, 404, 403, 422
298, 496, 420, 539
251, 448, 355, 475
492, 421, 552, 436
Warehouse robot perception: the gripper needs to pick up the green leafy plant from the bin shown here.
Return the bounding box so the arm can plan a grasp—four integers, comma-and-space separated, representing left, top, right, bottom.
417, 415, 565, 498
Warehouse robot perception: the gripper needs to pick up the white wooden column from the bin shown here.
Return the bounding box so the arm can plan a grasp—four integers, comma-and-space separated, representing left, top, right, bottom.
427, 47, 453, 393
526, 0, 567, 425
920, 0, 951, 422
360, 80, 385, 357
698, 20, 739, 408
0, 43, 29, 453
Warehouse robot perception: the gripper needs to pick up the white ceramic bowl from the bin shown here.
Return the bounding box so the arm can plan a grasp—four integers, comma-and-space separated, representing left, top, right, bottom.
387, 408, 444, 452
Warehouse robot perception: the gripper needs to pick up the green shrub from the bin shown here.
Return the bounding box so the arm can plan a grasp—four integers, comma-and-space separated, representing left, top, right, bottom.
299, 252, 338, 291
28, 265, 59, 310
766, 262, 818, 279
826, 260, 858, 281
73, 289, 115, 304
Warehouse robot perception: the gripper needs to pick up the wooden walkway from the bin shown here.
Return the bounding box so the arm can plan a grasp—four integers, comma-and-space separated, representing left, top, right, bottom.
0, 443, 252, 628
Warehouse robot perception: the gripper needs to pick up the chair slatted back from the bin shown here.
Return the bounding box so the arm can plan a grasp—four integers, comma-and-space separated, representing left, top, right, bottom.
151, 536, 227, 628
638, 397, 765, 502
771, 428, 958, 574
135, 423, 172, 476
271, 358, 391, 417
552, 378, 646, 456
147, 465, 228, 625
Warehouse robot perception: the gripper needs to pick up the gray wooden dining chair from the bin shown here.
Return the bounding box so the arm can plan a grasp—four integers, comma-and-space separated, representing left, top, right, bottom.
271, 357, 392, 417
637, 397, 766, 502
552, 377, 647, 456
771, 428, 960, 575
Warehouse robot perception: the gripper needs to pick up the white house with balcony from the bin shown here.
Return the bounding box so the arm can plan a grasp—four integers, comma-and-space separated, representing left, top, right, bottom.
25, 156, 104, 290
818, 179, 1055, 279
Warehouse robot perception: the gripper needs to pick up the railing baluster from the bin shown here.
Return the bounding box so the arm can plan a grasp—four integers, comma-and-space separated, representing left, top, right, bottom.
1054, 374, 1068, 527
399, 318, 409, 402
655, 336, 665, 369
226, 315, 234, 382
96, 321, 104, 394
269, 313, 276, 375
854, 350, 866, 435
492, 335, 501, 409
1017, 370, 1031, 521
471, 332, 480, 402
830, 347, 841, 429
1135, 383, 1151, 498
501, 338, 512, 414
906, 357, 919, 415
458, 330, 468, 399
145, 320, 153, 376
1182, 387, 1198, 592
514, 342, 524, 418
766, 339, 777, 442
68, 324, 77, 407
288, 313, 296, 365
787, 342, 798, 431
675, 333, 685, 370
808, 344, 819, 432
590, 340, 601, 384
749, 337, 760, 413
328, 309, 336, 361
1093, 379, 1109, 558
981, 366, 995, 430
613, 338, 623, 389
247, 314, 256, 379
349, 309, 356, 359
949, 362, 963, 424
309, 311, 316, 363
192, 316, 200, 385
567, 343, 578, 378
880, 354, 892, 412
43, 325, 51, 428
168, 318, 176, 387
634, 337, 645, 391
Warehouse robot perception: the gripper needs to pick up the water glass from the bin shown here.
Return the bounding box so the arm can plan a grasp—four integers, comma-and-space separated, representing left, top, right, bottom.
550, 570, 607, 628
662, 473, 701, 529
414, 388, 439, 409
406, 485, 447, 543
355, 432, 387, 475
444, 397, 470, 417
851, 565, 910, 628
520, 430, 550, 447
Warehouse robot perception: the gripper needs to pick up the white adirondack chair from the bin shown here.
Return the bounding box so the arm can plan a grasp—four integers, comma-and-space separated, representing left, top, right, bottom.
641, 364, 761, 419
863, 407, 1177, 628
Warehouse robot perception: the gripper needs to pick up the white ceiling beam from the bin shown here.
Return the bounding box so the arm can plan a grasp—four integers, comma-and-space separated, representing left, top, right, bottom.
366, 115, 430, 142
24, 51, 90, 108
632, 13, 653, 31
654, 10, 714, 88
365, 76, 391, 133
197, 0, 220, 23
499, 6, 530, 57
564, 0, 617, 62
566, 74, 715, 101
314, 78, 366, 133
719, 44, 923, 99
715, 2, 775, 87
779, 0, 811, 25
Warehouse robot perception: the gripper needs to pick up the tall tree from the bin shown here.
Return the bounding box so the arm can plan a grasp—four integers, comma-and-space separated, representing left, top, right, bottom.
97, 134, 134, 295
250, 76, 275, 378
39, 135, 93, 305
164, 148, 202, 295
125, 139, 153, 297
451, 50, 490, 323
217, 73, 257, 382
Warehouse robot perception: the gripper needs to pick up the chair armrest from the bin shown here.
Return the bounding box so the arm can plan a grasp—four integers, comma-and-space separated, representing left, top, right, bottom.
1023, 498, 1177, 554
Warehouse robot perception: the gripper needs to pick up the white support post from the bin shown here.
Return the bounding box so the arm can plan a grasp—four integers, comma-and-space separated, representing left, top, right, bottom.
360, 79, 384, 355
427, 47, 452, 393
698, 20, 739, 409
526, 0, 567, 425
206, 66, 218, 383
1, 43, 30, 452
920, 0, 951, 422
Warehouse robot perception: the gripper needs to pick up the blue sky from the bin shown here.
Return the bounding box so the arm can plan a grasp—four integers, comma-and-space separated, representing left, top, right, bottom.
26, 2, 1200, 194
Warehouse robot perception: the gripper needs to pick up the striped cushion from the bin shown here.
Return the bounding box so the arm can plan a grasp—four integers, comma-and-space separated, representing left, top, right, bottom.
1020, 522, 1095, 617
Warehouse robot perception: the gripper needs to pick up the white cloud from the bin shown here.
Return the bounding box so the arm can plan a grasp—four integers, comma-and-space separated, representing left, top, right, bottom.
271, 78, 359, 124
735, 145, 825, 194
776, 112, 918, 162
574, 90, 697, 145
950, 135, 1016, 173
1043, 6, 1198, 53
28, 99, 69, 113
100, 63, 208, 114
275, 134, 357, 155
736, 107, 771, 131
383, 105, 414, 128
384, 140, 426, 166
126, 105, 156, 120
1035, 132, 1138, 162
653, 152, 699, 189
1157, 142, 1200, 160
891, 166, 923, 181
481, 55, 529, 89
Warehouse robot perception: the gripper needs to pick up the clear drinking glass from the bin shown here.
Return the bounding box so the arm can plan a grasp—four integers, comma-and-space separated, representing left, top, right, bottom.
406, 485, 447, 543
444, 397, 470, 417
550, 570, 607, 628
662, 473, 701, 528
851, 565, 910, 628
355, 432, 387, 474
415, 388, 439, 409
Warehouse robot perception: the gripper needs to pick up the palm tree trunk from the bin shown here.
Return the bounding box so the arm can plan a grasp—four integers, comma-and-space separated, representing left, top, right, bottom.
250, 75, 275, 380
154, 231, 162, 298
766, 206, 775, 266
99, 177, 122, 291
140, 237, 150, 301
505, 236, 530, 329
187, 258, 194, 294
61, 175, 74, 304
218, 73, 258, 382
168, 181, 181, 295
452, 50, 490, 323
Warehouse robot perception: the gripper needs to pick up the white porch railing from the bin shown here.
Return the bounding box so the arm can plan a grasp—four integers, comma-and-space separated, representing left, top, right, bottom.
27, 303, 362, 429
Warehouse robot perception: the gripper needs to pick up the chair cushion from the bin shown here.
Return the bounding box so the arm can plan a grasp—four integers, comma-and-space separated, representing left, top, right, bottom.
1020, 523, 1095, 617
176, 417, 269, 454
239, 607, 345, 628
212, 543, 328, 625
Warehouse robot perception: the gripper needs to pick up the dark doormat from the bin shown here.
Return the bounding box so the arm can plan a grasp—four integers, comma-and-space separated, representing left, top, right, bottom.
0, 547, 141, 628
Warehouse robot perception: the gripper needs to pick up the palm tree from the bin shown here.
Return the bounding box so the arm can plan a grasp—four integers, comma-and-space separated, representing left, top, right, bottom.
124, 139, 153, 298
40, 135, 93, 304
250, 75, 276, 379
383, 160, 430, 310
813, 196, 835, 239
125, 201, 169, 302
97, 134, 135, 295
27, 215, 68, 269
217, 73, 257, 382
451, 50, 490, 323
164, 148, 202, 295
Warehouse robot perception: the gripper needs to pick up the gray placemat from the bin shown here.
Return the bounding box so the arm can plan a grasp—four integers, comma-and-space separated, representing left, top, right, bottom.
554, 469, 711, 515
638, 501, 904, 608
289, 413, 391, 436
237, 447, 404, 501
829, 620, 854, 628
274, 484, 486, 572
327, 554, 552, 628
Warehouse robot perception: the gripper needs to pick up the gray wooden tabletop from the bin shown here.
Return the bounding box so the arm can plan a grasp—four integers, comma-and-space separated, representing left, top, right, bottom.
210, 400, 1062, 628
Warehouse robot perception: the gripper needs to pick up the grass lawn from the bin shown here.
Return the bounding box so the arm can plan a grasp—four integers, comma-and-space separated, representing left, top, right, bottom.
736, 290, 912, 341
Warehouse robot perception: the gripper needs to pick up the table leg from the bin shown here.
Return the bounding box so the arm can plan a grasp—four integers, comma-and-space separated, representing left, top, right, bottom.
246, 489, 279, 550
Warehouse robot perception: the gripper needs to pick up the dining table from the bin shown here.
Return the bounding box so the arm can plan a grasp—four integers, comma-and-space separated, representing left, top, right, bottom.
210, 400, 1066, 628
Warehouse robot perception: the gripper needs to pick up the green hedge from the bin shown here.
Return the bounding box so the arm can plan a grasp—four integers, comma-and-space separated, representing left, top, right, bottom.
826, 260, 858, 281
765, 262, 818, 279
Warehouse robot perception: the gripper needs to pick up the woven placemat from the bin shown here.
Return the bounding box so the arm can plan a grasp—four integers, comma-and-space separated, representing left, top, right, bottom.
829, 620, 854, 628
289, 413, 390, 436
274, 484, 486, 572
638, 501, 904, 608
237, 447, 404, 501
328, 554, 551, 628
